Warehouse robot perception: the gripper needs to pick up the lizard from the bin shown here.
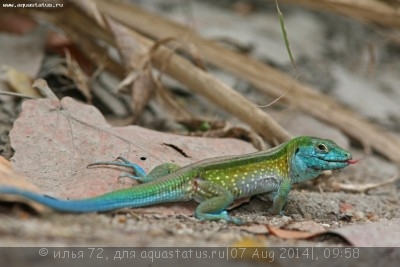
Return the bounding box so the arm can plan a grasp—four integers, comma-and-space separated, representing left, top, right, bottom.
0, 136, 357, 224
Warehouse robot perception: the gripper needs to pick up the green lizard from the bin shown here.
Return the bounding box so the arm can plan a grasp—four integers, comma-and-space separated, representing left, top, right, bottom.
0, 136, 356, 224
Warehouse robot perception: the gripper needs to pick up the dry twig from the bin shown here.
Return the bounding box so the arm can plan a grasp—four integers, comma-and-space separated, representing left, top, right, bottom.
280, 0, 400, 28
331, 174, 399, 193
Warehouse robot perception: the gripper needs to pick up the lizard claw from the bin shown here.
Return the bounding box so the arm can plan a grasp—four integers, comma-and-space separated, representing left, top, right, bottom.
269, 207, 285, 216
228, 217, 247, 225
197, 210, 245, 225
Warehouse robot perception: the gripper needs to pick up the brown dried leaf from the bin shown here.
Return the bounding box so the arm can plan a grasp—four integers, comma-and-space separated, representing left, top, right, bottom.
285, 221, 326, 233
8, 97, 256, 215
0, 157, 36, 190
339, 202, 354, 215
328, 219, 400, 246
65, 50, 92, 102
108, 20, 155, 120
129, 68, 156, 121
0, 66, 40, 98
267, 225, 325, 240
0, 156, 45, 212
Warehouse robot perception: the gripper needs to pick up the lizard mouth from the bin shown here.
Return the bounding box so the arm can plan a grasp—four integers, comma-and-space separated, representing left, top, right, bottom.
326, 159, 359, 164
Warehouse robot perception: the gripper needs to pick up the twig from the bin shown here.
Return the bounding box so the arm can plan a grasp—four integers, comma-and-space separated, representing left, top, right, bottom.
331, 174, 399, 193
279, 0, 400, 28
0, 91, 36, 99
32, 79, 58, 100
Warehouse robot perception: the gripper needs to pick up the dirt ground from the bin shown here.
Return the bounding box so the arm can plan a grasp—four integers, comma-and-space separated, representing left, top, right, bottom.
1, 0, 400, 261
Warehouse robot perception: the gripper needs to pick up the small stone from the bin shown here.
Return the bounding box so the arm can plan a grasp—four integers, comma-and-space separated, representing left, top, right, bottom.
331, 221, 340, 227
354, 211, 365, 221
304, 213, 313, 220
118, 215, 127, 224
291, 213, 303, 222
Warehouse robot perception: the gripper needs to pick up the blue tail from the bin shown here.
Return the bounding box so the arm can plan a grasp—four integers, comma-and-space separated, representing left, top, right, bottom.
0, 184, 186, 213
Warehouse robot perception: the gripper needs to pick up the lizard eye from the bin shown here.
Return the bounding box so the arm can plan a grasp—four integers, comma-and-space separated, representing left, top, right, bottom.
317, 143, 328, 152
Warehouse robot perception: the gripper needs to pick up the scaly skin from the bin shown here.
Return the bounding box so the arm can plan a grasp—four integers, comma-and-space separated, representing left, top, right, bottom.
0, 136, 356, 224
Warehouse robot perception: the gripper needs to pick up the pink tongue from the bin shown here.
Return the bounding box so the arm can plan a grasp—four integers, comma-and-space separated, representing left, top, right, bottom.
347, 159, 359, 164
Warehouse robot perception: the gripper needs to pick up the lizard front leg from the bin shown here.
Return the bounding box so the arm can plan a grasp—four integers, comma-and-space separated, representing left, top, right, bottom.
88, 156, 181, 183
192, 179, 243, 225
272, 179, 292, 215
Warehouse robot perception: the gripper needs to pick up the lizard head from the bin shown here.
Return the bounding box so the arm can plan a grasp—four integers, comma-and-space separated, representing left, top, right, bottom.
288, 136, 356, 182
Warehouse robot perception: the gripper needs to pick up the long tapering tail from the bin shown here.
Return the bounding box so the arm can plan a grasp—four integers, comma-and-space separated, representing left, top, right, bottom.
0, 182, 188, 213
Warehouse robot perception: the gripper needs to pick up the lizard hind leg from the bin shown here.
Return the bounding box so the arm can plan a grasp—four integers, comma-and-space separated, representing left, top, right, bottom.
193, 179, 244, 225
118, 162, 181, 183
88, 156, 181, 183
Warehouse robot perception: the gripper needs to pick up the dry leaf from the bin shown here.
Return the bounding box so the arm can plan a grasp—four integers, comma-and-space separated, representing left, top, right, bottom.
0, 156, 45, 212
328, 219, 400, 246
108, 20, 155, 120
0, 66, 39, 97
285, 221, 326, 232
267, 225, 325, 240
339, 202, 354, 215
65, 50, 92, 102
0, 156, 37, 191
